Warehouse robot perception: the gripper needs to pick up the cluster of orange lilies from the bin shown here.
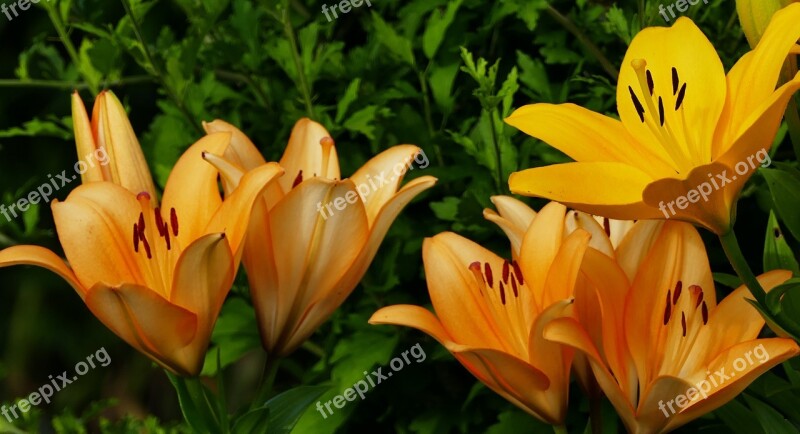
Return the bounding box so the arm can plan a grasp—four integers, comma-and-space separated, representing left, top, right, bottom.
1, 2, 799, 433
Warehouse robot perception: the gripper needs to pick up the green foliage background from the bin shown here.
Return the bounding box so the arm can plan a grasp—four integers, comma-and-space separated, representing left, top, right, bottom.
0, 0, 799, 432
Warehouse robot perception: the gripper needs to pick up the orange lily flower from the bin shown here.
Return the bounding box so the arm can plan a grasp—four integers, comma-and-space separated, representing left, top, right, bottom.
0, 133, 284, 376
71, 90, 157, 198
370, 200, 592, 425
545, 220, 800, 433
202, 118, 437, 357
506, 5, 800, 234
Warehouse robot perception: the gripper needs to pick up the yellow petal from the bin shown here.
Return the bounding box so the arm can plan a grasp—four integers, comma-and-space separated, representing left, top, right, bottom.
85, 282, 198, 375
617, 17, 726, 168
717, 3, 800, 153
203, 162, 284, 259
52, 184, 144, 289
0, 245, 86, 297
505, 103, 673, 177
94, 91, 158, 198
71, 92, 106, 183
509, 162, 658, 220
349, 145, 423, 224
615, 220, 666, 281
278, 118, 340, 193
161, 133, 230, 246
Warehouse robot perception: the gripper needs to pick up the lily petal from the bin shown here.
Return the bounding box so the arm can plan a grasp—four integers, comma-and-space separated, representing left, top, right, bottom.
278, 118, 340, 193
85, 282, 198, 375
349, 145, 423, 224
369, 304, 454, 345
0, 245, 86, 297
71, 92, 105, 183
509, 162, 658, 220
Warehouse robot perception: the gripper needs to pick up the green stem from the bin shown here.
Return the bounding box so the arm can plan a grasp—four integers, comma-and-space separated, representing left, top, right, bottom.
213, 69, 271, 109
488, 107, 504, 194
120, 0, 202, 134
251, 356, 281, 410
44, 5, 99, 95
552, 425, 568, 434
417, 67, 444, 166
282, 7, 316, 119
545, 5, 619, 80
719, 230, 766, 306
0, 76, 153, 90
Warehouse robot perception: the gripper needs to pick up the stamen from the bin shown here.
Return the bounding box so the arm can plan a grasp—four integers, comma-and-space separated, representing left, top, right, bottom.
511, 276, 518, 297
170, 208, 179, 237
663, 290, 672, 325
628, 86, 645, 123
603, 218, 611, 237
133, 223, 140, 253
468, 262, 485, 294
691, 284, 703, 308
672, 67, 679, 95
675, 83, 687, 110
701, 301, 709, 324
320, 137, 335, 178
155, 208, 165, 236
141, 234, 152, 259
502, 261, 510, 284
137, 212, 145, 235
512, 261, 524, 284
292, 170, 304, 188
658, 97, 665, 127
484, 263, 494, 288
681, 312, 687, 337
499, 281, 506, 305
673, 281, 682, 304
646, 70, 654, 96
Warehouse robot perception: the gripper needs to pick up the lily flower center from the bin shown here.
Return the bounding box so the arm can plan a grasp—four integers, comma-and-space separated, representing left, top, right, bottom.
660, 280, 710, 376
131, 192, 181, 296
628, 59, 702, 173
468, 259, 531, 358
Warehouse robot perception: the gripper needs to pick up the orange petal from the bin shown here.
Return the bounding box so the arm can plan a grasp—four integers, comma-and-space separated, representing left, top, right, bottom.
483, 195, 537, 257
278, 118, 340, 193
52, 184, 144, 289
519, 202, 567, 308
349, 145, 424, 224
0, 245, 86, 297
85, 282, 198, 375
369, 304, 454, 345
161, 133, 230, 246
71, 92, 105, 183
203, 120, 266, 170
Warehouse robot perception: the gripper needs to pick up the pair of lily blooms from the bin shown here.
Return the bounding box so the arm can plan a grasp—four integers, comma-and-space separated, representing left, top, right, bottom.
373, 4, 800, 433
1, 3, 799, 433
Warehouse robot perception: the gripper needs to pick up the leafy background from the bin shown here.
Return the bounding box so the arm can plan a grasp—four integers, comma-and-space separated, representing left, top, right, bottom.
0, 0, 799, 432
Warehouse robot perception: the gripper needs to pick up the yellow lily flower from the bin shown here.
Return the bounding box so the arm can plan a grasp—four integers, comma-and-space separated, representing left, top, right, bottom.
202, 118, 437, 357
506, 4, 800, 235
544, 220, 800, 433
370, 200, 592, 425
0, 133, 284, 376
72, 90, 157, 198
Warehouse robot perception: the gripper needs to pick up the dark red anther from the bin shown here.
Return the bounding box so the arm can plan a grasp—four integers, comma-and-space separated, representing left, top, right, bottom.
484, 263, 493, 288
141, 235, 152, 259
512, 261, 523, 284
155, 208, 165, 236
673, 281, 683, 304
701, 301, 709, 325
164, 227, 171, 250
502, 261, 510, 284
133, 223, 140, 253
681, 312, 687, 337
292, 170, 304, 188
603, 218, 611, 237
691, 285, 703, 308
170, 208, 179, 237
663, 290, 672, 325
511, 276, 518, 297
137, 212, 145, 235
499, 281, 506, 305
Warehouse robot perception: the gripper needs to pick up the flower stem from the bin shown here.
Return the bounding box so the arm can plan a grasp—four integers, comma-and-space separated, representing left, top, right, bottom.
719, 229, 766, 306
251, 356, 281, 410
545, 5, 619, 80
488, 107, 504, 194
552, 425, 568, 434
44, 5, 99, 95
281, 6, 316, 120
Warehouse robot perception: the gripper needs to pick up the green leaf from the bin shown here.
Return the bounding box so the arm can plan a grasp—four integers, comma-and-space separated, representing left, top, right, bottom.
265, 386, 329, 434
713, 272, 742, 289
335, 79, 362, 124
715, 398, 765, 434
764, 211, 800, 275
201, 298, 261, 376
422, 0, 463, 59
166, 373, 222, 434
428, 62, 459, 114
430, 196, 460, 221
372, 12, 415, 67
744, 394, 800, 434
762, 168, 800, 241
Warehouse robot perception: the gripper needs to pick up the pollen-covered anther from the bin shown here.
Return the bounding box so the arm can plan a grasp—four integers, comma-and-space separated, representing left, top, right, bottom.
663, 289, 672, 325
512, 260, 524, 285
502, 261, 510, 284
690, 284, 704, 308
499, 281, 506, 305
673, 281, 683, 304
484, 262, 494, 288
292, 170, 304, 188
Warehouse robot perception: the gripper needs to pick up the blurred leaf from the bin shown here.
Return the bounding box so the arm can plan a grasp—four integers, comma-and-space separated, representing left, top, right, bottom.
743, 394, 799, 434
762, 168, 800, 241
764, 211, 800, 275
422, 0, 463, 59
